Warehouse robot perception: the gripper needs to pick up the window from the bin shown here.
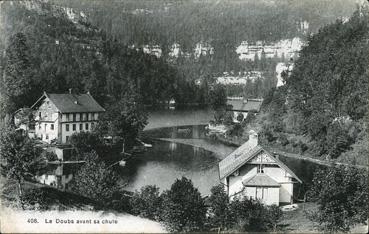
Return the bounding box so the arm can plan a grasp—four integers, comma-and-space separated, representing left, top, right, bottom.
44, 124, 47, 130
51, 124, 54, 130
91, 113, 95, 120
85, 123, 89, 130
79, 123, 83, 131
66, 124, 69, 132
72, 124, 76, 131
39, 124, 41, 130
73, 113, 76, 121
256, 187, 268, 200
39, 112, 41, 119
66, 114, 69, 121
91, 122, 95, 129
66, 136, 70, 143
257, 165, 264, 173
46, 134, 49, 140
86, 113, 89, 121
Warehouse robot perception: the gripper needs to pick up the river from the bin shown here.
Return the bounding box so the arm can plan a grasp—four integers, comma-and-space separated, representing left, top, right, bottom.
39, 109, 325, 198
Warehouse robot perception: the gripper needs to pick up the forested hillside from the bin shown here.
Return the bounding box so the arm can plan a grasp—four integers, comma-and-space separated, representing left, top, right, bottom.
52, 0, 357, 75
258, 6, 369, 165
0, 0, 208, 119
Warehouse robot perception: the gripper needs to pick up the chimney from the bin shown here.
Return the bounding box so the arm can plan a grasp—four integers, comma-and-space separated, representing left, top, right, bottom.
69, 88, 72, 94
248, 130, 258, 148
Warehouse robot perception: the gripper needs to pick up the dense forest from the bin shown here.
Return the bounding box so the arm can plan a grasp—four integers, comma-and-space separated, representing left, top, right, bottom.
0, 0, 212, 119
53, 0, 357, 76
0, 0, 358, 119
257, 5, 369, 165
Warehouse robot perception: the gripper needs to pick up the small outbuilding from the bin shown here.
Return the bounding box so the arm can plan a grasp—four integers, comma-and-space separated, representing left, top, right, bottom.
226, 97, 263, 122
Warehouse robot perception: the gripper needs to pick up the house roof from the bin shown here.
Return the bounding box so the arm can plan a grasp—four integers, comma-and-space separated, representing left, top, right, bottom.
219, 140, 263, 179
218, 142, 302, 183
242, 173, 280, 187
227, 99, 263, 112
31, 92, 105, 113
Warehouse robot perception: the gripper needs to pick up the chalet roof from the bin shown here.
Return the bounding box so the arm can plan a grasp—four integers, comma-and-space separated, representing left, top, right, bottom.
31, 92, 105, 113
242, 173, 280, 187
227, 99, 263, 112
218, 142, 302, 183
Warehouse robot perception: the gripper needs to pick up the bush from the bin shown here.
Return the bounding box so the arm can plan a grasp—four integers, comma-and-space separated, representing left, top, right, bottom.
307, 166, 368, 232
69, 131, 106, 159
69, 151, 119, 206
227, 196, 283, 232
236, 113, 244, 122
160, 177, 207, 232
43, 151, 58, 161
326, 122, 354, 158
130, 185, 162, 220
207, 184, 231, 230
20, 188, 53, 210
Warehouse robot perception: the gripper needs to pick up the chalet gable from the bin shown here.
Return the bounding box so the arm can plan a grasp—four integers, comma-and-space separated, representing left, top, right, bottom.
219, 131, 302, 183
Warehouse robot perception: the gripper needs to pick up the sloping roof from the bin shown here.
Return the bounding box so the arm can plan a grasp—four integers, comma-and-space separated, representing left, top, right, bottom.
227, 99, 263, 112
242, 173, 280, 187
31, 92, 105, 113
219, 141, 263, 179
219, 142, 302, 183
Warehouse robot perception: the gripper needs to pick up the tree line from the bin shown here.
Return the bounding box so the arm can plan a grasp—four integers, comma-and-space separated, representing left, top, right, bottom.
0, 1, 213, 121
258, 6, 369, 165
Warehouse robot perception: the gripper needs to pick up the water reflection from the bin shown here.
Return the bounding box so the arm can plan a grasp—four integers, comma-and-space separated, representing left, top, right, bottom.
143, 125, 207, 139
121, 141, 220, 196
36, 163, 82, 191
37, 123, 326, 198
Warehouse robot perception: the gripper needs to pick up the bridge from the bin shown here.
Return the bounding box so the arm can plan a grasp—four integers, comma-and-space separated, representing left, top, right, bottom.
144, 109, 213, 131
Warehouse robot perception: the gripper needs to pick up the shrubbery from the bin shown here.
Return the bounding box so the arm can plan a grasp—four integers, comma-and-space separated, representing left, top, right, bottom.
129, 180, 284, 232
69, 151, 120, 206
130, 185, 162, 220
307, 166, 368, 232
207, 185, 283, 232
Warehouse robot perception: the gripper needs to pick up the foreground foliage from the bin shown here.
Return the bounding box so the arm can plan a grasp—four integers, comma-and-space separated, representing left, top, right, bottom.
0, 128, 47, 200
207, 184, 282, 232
160, 177, 207, 232
307, 166, 368, 232
69, 151, 120, 206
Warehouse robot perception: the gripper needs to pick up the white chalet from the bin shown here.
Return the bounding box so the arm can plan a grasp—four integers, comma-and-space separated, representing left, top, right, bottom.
219, 130, 302, 205
31, 91, 105, 144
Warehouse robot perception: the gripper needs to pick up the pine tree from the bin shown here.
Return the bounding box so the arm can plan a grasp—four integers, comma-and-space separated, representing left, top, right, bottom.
3, 33, 33, 114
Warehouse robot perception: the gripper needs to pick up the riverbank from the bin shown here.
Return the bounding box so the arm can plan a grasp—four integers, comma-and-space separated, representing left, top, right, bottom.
156, 137, 364, 169
172, 133, 368, 169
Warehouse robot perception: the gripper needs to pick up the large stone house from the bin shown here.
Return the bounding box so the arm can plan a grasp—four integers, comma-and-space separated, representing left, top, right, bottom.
219, 130, 302, 205
31, 91, 105, 144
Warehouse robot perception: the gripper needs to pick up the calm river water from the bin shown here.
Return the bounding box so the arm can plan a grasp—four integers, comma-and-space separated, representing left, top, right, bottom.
42, 109, 325, 198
